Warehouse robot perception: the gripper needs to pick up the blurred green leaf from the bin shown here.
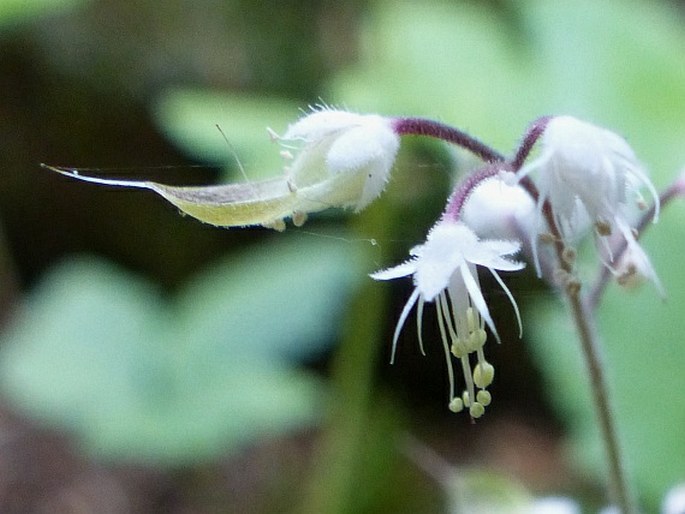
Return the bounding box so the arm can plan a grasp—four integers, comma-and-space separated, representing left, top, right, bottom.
520, 0, 685, 176
0, 0, 87, 28
153, 88, 301, 178
328, 0, 544, 152
0, 234, 363, 465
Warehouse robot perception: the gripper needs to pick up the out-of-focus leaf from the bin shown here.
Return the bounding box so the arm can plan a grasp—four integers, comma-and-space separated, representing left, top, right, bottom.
153, 88, 300, 177
0, 0, 87, 28
177, 232, 363, 362
0, 234, 362, 465
520, 0, 685, 177
328, 0, 544, 153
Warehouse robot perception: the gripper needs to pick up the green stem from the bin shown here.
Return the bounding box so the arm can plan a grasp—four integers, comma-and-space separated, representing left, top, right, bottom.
565, 287, 637, 514
532, 186, 637, 513
297, 208, 389, 514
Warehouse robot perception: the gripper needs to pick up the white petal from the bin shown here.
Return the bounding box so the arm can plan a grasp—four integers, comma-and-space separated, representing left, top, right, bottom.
488, 268, 523, 338
390, 288, 420, 364
370, 260, 417, 281
615, 217, 665, 297
458, 263, 500, 343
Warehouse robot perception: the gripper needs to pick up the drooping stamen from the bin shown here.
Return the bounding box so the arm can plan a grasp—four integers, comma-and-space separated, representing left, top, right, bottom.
436, 293, 457, 405
416, 297, 426, 357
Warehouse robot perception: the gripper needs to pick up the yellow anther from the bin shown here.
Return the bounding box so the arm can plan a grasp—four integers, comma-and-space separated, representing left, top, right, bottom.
595, 220, 612, 236
449, 397, 464, 413
467, 329, 487, 352
473, 361, 495, 388
562, 247, 576, 265
476, 390, 492, 406
469, 402, 485, 418
451, 341, 467, 358
466, 307, 477, 332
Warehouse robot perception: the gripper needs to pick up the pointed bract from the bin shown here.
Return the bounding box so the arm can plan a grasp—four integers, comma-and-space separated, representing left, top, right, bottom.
45, 108, 400, 230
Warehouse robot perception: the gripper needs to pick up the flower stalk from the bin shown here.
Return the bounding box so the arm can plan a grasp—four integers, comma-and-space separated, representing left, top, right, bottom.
512, 126, 638, 514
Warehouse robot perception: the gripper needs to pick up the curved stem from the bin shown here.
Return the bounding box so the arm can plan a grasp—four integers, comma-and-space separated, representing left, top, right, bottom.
391, 117, 505, 163
510, 116, 552, 171
442, 163, 507, 222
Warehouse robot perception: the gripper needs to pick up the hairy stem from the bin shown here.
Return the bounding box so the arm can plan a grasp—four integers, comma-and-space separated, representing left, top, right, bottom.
510, 115, 552, 171
391, 117, 505, 163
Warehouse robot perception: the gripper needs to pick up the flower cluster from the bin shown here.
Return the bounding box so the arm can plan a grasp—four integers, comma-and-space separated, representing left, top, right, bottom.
49, 110, 664, 417
369, 114, 662, 416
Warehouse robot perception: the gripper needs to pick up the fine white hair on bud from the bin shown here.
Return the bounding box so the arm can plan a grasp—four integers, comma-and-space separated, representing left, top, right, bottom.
371, 220, 524, 416
281, 107, 401, 212
518, 116, 661, 286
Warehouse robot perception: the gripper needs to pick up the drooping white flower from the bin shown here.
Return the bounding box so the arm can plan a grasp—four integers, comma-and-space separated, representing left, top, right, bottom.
45, 108, 400, 231
518, 116, 661, 284
371, 220, 524, 417
460, 174, 537, 241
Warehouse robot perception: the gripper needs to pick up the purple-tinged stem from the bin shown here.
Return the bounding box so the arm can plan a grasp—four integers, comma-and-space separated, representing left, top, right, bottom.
391, 117, 505, 163
510, 116, 552, 171
441, 163, 508, 222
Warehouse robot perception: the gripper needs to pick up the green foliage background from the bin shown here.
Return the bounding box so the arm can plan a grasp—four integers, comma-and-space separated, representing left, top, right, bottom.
0, 0, 684, 512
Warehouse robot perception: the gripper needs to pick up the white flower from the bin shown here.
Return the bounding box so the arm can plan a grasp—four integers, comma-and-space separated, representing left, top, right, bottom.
371, 220, 524, 417
45, 108, 400, 231
662, 483, 685, 514
461, 174, 537, 241
518, 116, 660, 277
278, 107, 400, 214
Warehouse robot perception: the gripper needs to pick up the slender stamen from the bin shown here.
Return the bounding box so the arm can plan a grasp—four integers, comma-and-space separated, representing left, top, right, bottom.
439, 293, 460, 352
436, 295, 457, 403
416, 298, 426, 357
460, 356, 476, 408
